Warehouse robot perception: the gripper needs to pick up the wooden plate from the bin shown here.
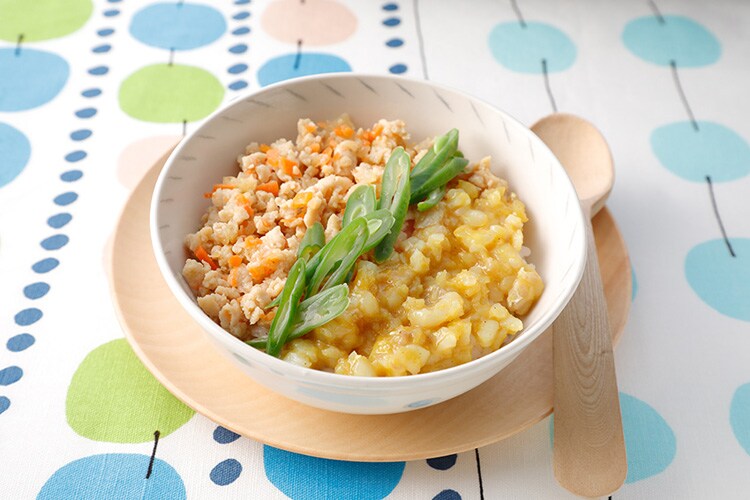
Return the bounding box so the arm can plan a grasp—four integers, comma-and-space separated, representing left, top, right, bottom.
110, 151, 631, 462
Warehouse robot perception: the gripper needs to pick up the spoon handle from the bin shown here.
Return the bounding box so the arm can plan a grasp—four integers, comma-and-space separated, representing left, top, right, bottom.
553, 212, 627, 497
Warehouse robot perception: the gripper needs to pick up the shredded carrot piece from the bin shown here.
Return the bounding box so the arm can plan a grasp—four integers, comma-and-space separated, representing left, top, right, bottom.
304, 123, 316, 133
257, 181, 279, 195
229, 268, 238, 287
293, 191, 313, 208
229, 255, 243, 267
334, 125, 354, 139
195, 245, 217, 270
372, 123, 384, 137
280, 156, 298, 176
203, 183, 236, 198
244, 204, 254, 216
264, 309, 276, 321
310, 142, 321, 153
259, 144, 270, 153
244, 237, 261, 249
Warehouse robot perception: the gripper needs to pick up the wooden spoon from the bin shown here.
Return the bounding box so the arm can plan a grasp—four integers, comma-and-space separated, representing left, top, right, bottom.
532, 114, 627, 497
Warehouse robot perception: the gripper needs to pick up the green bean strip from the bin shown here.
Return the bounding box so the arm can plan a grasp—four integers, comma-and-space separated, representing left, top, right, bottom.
410, 156, 468, 203
266, 259, 307, 357
375, 148, 411, 262
318, 218, 369, 293
246, 284, 350, 349
342, 185, 376, 227
307, 217, 369, 296
363, 209, 395, 251
298, 221, 325, 261
416, 184, 447, 212
410, 129, 459, 193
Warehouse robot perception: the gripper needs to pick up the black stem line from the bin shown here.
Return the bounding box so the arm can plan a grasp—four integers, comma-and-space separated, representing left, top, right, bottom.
541, 59, 558, 113
294, 39, 303, 70
706, 175, 736, 257
168, 48, 175, 66
15, 34, 23, 56
510, 0, 527, 28
182, 120, 187, 137
413, 0, 429, 80
647, 0, 666, 24
474, 448, 485, 500
670, 60, 698, 131
146, 431, 161, 479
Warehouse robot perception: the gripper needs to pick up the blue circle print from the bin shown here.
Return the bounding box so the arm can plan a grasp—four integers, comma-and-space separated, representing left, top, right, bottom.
434, 490, 461, 500
0, 48, 69, 111
386, 38, 403, 48
0, 122, 31, 188
82, 88, 101, 98
685, 238, 750, 321
210, 458, 242, 485
7, 333, 35, 352
651, 121, 750, 182
88, 66, 109, 76
488, 22, 576, 73
730, 383, 750, 455
41, 234, 69, 250
71, 129, 92, 141
623, 16, 720, 67
229, 80, 248, 91
24, 282, 50, 299
213, 426, 240, 444
389, 63, 407, 74
38, 454, 186, 500
33, 258, 59, 273
229, 44, 247, 54
0, 397, 9, 415
264, 446, 404, 500
232, 27, 250, 36
427, 454, 457, 470
61, 170, 83, 182
15, 308, 42, 326
76, 108, 97, 118
130, 3, 226, 50
257, 53, 351, 87
54, 192, 78, 206
621, 393, 676, 483
0, 366, 23, 386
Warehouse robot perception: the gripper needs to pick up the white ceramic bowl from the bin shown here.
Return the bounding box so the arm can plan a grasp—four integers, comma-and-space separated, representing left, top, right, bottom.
151, 74, 586, 415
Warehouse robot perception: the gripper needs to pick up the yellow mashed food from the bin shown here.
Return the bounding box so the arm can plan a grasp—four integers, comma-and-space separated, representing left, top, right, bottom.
183, 115, 543, 376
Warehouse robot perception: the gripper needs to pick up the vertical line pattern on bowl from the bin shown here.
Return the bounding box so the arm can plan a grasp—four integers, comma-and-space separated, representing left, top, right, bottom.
470, 101, 484, 125
245, 98, 272, 108
321, 82, 344, 97
358, 78, 378, 94
220, 116, 244, 123
284, 88, 307, 101
527, 136, 535, 161
433, 90, 452, 111
394, 81, 414, 98
501, 119, 511, 143
197, 134, 216, 140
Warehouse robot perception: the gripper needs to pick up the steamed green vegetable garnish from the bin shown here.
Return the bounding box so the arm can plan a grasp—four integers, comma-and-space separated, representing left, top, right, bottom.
298, 221, 325, 261
307, 217, 369, 296
342, 185, 376, 227
374, 147, 411, 262
416, 184, 446, 212
246, 284, 349, 349
266, 259, 307, 357
410, 156, 468, 203
409, 128, 458, 193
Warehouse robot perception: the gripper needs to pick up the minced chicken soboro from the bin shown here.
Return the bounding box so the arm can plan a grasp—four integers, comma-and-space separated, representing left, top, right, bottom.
183, 115, 544, 376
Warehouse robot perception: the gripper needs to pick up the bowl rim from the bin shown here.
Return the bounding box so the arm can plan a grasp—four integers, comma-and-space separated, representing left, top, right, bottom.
150, 72, 587, 388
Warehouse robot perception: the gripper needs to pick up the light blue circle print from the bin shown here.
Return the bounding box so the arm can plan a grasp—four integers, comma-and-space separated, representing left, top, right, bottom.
0, 48, 69, 111
623, 16, 720, 67
38, 453, 186, 499
264, 446, 404, 500
685, 239, 750, 322
651, 121, 750, 182
730, 383, 750, 455
130, 3, 226, 50
0, 122, 31, 188
257, 53, 351, 87
488, 22, 576, 73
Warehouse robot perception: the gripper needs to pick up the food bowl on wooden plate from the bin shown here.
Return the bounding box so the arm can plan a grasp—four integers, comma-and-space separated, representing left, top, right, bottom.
150, 74, 586, 414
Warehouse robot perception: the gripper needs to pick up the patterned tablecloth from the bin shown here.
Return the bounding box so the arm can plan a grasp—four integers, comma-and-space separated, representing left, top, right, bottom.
2, 0, 749, 498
